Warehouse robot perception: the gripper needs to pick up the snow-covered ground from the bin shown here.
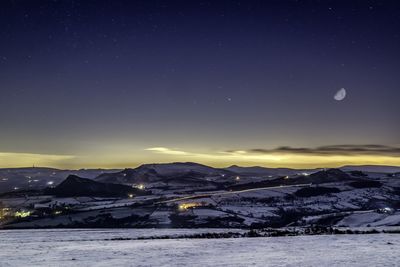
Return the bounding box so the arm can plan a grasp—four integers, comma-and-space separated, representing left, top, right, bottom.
0, 229, 399, 266
2, 167, 400, 229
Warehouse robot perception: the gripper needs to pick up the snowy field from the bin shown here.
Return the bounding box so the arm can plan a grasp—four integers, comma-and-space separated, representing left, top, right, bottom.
0, 229, 399, 267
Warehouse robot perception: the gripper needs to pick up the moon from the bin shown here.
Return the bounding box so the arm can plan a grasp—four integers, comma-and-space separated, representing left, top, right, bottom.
334, 88, 346, 101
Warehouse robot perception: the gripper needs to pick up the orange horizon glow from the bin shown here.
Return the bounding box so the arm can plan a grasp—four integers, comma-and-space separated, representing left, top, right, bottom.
1, 148, 399, 170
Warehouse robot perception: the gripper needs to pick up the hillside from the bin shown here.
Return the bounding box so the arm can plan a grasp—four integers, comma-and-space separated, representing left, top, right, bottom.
45, 175, 149, 197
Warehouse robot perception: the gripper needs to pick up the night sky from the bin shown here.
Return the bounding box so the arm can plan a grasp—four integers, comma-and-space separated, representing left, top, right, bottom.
0, 0, 399, 168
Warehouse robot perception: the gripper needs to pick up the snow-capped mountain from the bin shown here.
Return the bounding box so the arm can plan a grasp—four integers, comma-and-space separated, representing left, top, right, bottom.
340, 165, 400, 174
224, 165, 313, 176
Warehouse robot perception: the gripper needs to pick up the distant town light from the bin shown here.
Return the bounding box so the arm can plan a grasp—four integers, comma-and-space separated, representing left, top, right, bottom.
377, 207, 395, 214
133, 184, 145, 190
14, 210, 31, 218
128, 194, 134, 198
47, 181, 54, 185
0, 208, 11, 220
178, 202, 202, 211
235, 176, 240, 181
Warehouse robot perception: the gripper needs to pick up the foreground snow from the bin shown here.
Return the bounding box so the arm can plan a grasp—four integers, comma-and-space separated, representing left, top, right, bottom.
0, 229, 399, 266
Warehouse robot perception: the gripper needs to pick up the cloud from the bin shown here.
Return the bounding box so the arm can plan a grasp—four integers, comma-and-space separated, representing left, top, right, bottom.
145, 147, 282, 160
234, 144, 400, 156
145, 147, 189, 155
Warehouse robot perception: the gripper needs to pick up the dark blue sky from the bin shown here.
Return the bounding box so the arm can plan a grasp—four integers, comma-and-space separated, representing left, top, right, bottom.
0, 0, 399, 168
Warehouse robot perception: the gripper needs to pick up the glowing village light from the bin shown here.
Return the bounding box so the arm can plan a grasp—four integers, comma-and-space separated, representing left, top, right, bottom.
14, 210, 31, 218
178, 203, 202, 211
133, 184, 145, 190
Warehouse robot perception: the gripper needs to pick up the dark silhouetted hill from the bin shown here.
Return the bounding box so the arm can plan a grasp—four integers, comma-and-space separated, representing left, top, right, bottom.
45, 175, 150, 197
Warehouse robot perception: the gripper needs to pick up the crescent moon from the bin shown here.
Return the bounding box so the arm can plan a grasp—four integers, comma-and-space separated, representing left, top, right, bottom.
334, 88, 346, 101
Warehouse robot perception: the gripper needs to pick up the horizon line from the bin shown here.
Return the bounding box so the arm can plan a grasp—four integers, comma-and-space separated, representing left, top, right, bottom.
1, 162, 399, 171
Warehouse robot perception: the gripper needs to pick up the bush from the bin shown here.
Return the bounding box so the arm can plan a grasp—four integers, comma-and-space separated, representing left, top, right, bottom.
295, 187, 340, 197
349, 180, 382, 188
349, 171, 368, 177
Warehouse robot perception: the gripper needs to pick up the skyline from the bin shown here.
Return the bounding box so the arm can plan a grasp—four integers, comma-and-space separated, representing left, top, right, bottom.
1, 1, 399, 168
1, 144, 400, 169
